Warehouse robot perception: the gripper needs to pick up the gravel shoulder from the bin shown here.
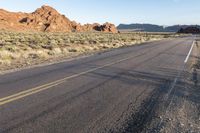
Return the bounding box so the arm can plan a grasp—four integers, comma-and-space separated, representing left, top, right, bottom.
158, 40, 200, 133
112, 38, 200, 133
145, 39, 200, 133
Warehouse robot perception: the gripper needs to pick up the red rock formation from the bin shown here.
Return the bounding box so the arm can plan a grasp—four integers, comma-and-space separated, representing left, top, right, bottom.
19, 5, 74, 32
0, 5, 119, 33
0, 9, 29, 31
93, 22, 119, 33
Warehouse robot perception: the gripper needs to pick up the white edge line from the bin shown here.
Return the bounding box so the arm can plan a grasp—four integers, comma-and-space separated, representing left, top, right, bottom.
184, 41, 195, 63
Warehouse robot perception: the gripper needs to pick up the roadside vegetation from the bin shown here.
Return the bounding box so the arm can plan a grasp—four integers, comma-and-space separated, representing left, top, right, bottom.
0, 30, 179, 71
193, 39, 200, 69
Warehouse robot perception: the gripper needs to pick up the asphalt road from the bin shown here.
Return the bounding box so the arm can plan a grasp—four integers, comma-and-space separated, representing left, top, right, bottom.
0, 36, 196, 133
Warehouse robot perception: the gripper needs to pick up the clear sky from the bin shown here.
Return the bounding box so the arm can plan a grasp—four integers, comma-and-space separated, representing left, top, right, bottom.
0, 0, 200, 26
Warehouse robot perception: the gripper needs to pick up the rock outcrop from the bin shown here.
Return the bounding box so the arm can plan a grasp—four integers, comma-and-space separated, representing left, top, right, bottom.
0, 5, 119, 33
177, 27, 200, 34
0, 9, 29, 31
93, 22, 119, 33
20, 5, 74, 32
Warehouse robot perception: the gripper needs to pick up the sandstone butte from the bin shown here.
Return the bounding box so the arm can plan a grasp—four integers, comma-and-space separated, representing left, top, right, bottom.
0, 5, 119, 33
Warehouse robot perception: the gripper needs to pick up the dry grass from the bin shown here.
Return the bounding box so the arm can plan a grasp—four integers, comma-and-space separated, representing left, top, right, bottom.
193, 41, 200, 69
0, 30, 179, 71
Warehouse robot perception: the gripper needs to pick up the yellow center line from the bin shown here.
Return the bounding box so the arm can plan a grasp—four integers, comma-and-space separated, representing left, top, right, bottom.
0, 55, 135, 106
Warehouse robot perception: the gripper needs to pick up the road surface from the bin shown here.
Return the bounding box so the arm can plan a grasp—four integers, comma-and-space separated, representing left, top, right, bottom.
0, 36, 198, 133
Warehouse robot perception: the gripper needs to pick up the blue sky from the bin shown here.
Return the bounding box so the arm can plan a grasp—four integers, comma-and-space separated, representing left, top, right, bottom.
0, 0, 200, 26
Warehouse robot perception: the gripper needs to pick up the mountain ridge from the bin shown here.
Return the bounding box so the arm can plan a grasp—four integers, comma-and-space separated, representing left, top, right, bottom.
117, 23, 200, 32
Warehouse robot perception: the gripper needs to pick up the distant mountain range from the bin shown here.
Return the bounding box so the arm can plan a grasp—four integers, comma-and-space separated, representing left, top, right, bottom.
117, 23, 200, 32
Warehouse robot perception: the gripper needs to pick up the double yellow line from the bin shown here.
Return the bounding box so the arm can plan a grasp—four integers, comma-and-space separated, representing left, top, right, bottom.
0, 55, 135, 106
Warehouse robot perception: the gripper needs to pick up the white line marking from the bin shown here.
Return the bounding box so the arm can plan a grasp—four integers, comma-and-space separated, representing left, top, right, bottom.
184, 41, 195, 63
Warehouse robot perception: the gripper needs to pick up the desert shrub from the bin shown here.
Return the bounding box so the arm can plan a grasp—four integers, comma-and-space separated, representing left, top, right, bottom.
68, 48, 78, 52
0, 30, 177, 70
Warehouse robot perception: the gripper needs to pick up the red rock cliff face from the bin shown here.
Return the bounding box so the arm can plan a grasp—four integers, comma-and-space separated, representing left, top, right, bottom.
20, 5, 74, 32
0, 9, 29, 31
0, 5, 119, 33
